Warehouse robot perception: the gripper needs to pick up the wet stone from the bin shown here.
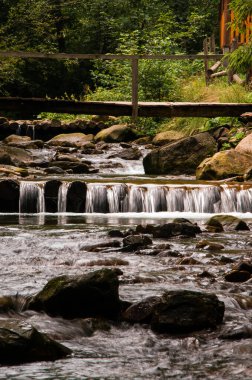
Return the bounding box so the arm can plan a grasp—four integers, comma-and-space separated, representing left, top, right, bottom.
0, 319, 71, 365
122, 234, 153, 251
28, 268, 124, 320
224, 270, 251, 283
123, 290, 224, 334
236, 261, 252, 274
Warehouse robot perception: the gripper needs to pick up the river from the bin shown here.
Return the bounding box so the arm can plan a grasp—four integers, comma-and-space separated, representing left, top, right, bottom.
0, 148, 252, 379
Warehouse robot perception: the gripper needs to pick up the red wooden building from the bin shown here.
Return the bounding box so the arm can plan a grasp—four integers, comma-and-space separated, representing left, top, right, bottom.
220, 0, 252, 51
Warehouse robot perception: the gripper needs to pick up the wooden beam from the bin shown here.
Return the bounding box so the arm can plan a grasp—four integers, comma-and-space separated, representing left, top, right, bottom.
0, 98, 251, 118
0, 51, 224, 61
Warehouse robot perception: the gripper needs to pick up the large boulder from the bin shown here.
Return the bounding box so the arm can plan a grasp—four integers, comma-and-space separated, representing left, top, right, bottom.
28, 268, 123, 320
95, 124, 138, 143
143, 132, 217, 175
196, 149, 252, 180
235, 133, 252, 155
47, 133, 94, 147
0, 319, 71, 365
152, 130, 185, 146
123, 290, 224, 333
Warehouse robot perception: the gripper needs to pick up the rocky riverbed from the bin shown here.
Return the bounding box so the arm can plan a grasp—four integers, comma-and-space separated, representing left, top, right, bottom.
0, 116, 251, 379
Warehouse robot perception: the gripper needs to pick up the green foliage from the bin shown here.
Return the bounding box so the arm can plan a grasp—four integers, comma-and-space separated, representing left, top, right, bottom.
229, 0, 252, 31
228, 42, 252, 74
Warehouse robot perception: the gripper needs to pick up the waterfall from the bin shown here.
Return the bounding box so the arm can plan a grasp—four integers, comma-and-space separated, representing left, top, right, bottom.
84, 183, 252, 214
58, 182, 71, 213
17, 181, 252, 214
19, 182, 45, 213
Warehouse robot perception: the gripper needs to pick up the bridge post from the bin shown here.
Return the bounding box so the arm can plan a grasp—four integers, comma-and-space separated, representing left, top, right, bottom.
131, 57, 139, 123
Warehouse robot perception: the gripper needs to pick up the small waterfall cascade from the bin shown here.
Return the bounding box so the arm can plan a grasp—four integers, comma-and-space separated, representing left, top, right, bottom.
58, 182, 71, 213
84, 183, 252, 214
15, 181, 252, 214
19, 182, 45, 213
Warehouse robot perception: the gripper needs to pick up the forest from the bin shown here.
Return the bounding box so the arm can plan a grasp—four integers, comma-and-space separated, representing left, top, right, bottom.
0, 0, 251, 134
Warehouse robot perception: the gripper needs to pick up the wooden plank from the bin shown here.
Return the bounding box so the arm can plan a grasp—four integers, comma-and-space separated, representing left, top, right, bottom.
0, 51, 224, 61
0, 98, 251, 118
138, 102, 252, 118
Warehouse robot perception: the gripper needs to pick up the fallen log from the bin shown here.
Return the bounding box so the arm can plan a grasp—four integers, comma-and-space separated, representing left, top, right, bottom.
210, 70, 227, 78
207, 61, 222, 76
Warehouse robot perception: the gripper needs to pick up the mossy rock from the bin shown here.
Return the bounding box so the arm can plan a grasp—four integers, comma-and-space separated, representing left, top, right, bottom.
206, 215, 249, 232
152, 130, 185, 146
196, 149, 252, 180
28, 268, 123, 320
95, 124, 138, 143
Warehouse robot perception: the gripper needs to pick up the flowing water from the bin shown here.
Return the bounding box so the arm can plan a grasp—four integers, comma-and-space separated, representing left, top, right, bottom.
1, 149, 252, 379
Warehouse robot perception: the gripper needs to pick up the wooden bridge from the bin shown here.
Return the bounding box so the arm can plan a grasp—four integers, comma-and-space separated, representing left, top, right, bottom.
0, 51, 251, 120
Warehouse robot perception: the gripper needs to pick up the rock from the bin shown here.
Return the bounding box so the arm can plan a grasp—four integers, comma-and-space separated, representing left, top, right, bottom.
109, 147, 142, 160
123, 296, 161, 323
54, 154, 81, 163
177, 257, 200, 265
123, 290, 224, 334
205, 215, 249, 232
244, 167, 252, 181
79, 240, 121, 252
235, 133, 252, 155
4, 134, 31, 144
122, 234, 153, 251
133, 136, 152, 145
196, 149, 252, 180
0, 319, 71, 365
219, 325, 252, 340
236, 262, 252, 274
0, 165, 29, 177
28, 268, 123, 320
0, 145, 33, 167
47, 133, 94, 147
95, 124, 138, 143
0, 179, 19, 212
196, 240, 225, 250
48, 161, 91, 174
152, 130, 185, 146
224, 270, 251, 283
205, 218, 224, 233
152, 222, 201, 238
143, 132, 217, 175
108, 230, 124, 238
45, 166, 65, 174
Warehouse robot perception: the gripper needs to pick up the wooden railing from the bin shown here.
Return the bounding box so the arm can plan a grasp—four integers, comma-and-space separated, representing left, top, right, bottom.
0, 50, 228, 120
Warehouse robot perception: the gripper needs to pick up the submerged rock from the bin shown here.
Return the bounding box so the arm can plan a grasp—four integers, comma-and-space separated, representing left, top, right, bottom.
0, 319, 71, 365
143, 132, 217, 175
28, 268, 123, 320
123, 290, 224, 334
